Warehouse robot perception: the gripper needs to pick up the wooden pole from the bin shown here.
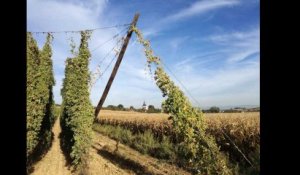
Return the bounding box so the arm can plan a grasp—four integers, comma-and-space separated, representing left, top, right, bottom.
94, 13, 140, 119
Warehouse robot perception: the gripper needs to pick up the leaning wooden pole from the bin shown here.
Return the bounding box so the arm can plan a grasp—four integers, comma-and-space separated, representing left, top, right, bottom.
94, 13, 140, 119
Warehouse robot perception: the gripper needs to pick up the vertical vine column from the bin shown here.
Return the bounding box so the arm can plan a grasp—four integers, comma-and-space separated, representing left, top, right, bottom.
27, 32, 43, 159
61, 31, 94, 172
38, 33, 56, 152
27, 33, 56, 169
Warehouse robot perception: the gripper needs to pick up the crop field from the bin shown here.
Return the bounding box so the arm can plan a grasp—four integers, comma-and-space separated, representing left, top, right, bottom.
95, 110, 260, 174
96, 110, 259, 144
96, 110, 259, 124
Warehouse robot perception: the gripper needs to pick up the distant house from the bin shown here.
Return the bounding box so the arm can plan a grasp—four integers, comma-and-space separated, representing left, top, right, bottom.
142, 101, 148, 112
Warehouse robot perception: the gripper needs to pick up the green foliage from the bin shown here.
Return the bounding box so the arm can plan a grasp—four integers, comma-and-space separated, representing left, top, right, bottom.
147, 105, 161, 113
60, 31, 94, 171
27, 33, 55, 165
132, 130, 157, 154
206, 106, 220, 113
38, 33, 56, 151
148, 105, 155, 110
27, 32, 42, 158
117, 104, 124, 110
150, 135, 176, 160
132, 26, 233, 174
93, 124, 176, 161
105, 104, 126, 111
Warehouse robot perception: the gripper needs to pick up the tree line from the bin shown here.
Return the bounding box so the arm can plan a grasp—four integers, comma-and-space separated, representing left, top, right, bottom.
102, 104, 162, 113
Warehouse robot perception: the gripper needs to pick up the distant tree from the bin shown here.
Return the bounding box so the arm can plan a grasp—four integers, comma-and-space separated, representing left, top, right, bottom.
129, 106, 135, 110
147, 105, 161, 113
106, 105, 116, 110
117, 104, 124, 110
148, 105, 155, 110
209, 106, 220, 113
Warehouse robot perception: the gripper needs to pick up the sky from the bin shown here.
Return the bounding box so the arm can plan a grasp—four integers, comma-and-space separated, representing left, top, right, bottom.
27, 0, 260, 109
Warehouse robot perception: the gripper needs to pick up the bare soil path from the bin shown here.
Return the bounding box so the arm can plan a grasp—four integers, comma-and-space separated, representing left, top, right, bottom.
30, 119, 190, 175
30, 119, 72, 175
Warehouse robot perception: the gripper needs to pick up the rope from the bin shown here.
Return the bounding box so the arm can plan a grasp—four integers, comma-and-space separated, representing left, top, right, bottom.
28, 24, 130, 34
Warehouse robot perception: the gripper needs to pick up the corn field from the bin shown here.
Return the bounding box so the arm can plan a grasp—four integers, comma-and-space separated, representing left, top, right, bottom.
96, 110, 260, 173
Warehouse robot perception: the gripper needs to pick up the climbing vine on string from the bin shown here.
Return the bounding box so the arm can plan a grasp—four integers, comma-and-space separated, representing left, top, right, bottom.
26, 33, 56, 168
37, 33, 56, 155
60, 31, 94, 173
131, 26, 233, 175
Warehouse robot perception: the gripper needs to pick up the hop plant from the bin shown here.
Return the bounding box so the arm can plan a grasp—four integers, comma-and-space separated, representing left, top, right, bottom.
60, 31, 94, 172
132, 26, 233, 174
27, 33, 55, 170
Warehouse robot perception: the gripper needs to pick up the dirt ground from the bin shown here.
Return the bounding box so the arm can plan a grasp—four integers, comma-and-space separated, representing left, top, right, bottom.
30, 119, 72, 175
30, 118, 190, 175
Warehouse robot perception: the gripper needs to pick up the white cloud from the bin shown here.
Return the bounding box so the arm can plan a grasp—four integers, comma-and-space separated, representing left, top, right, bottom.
169, 36, 190, 51
143, 0, 240, 38
164, 27, 260, 107
164, 0, 240, 22
208, 28, 260, 63
227, 50, 258, 63
209, 28, 259, 46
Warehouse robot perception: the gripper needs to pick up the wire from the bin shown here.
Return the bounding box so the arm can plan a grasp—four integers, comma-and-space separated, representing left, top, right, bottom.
101, 53, 118, 78
160, 59, 202, 107
91, 33, 124, 68
90, 26, 128, 53
28, 23, 130, 34
89, 49, 119, 89
220, 128, 254, 167
89, 32, 125, 89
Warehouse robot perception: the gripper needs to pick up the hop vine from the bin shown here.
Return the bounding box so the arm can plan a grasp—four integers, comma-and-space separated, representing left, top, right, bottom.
60, 31, 94, 173
26, 33, 56, 170
132, 26, 233, 175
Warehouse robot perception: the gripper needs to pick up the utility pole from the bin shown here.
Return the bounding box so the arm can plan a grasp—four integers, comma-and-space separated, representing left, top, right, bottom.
94, 13, 140, 119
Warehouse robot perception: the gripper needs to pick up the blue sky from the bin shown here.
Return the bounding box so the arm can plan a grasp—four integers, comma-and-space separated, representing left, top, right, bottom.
27, 0, 259, 109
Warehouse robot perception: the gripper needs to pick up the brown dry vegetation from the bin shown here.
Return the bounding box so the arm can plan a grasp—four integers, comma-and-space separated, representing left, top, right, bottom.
96, 110, 260, 174
97, 110, 259, 123
96, 110, 259, 146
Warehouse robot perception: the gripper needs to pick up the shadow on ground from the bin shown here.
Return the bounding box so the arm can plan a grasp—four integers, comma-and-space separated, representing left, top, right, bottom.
58, 132, 73, 169
27, 132, 55, 174
92, 145, 153, 175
